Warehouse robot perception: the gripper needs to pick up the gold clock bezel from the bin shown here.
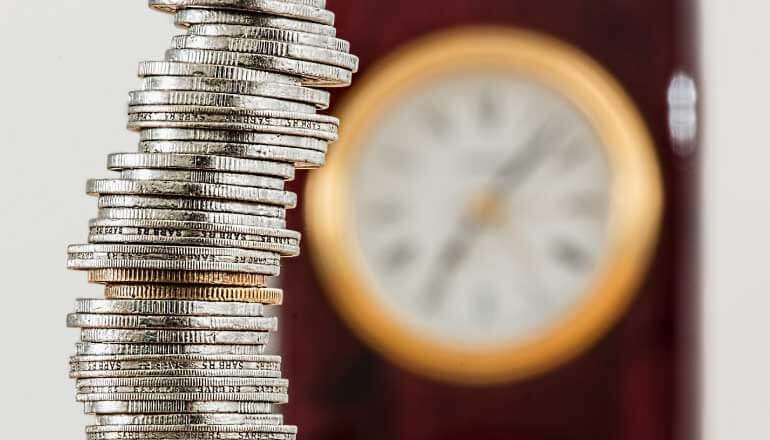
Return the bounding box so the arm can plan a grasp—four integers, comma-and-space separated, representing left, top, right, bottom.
305, 27, 663, 385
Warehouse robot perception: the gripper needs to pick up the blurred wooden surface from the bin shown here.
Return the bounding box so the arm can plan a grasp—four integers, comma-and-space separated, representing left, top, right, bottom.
282, 1, 699, 439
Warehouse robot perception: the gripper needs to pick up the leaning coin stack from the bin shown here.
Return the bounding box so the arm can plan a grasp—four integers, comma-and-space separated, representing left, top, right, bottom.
66, 1, 356, 439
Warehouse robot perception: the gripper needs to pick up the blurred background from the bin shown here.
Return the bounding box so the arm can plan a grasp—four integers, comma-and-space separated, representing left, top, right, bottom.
0, 0, 765, 439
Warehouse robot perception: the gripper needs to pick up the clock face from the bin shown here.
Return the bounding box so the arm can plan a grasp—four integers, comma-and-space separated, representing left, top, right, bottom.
306, 29, 662, 383
350, 72, 612, 347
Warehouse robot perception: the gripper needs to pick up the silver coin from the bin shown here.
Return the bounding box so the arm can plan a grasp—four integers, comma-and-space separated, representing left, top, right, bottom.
74, 299, 265, 316
96, 208, 287, 229
188, 24, 348, 52
164, 0, 326, 8
67, 243, 281, 275
138, 61, 300, 84
83, 400, 273, 414
166, 49, 351, 87
77, 391, 288, 403
96, 196, 285, 217
67, 313, 278, 331
79, 380, 288, 395
141, 76, 330, 109
128, 113, 339, 141
139, 141, 326, 167
71, 353, 279, 365
89, 218, 298, 241
85, 180, 297, 207
171, 36, 358, 70
107, 152, 295, 179
175, 9, 336, 37
89, 220, 302, 240
89, 222, 300, 256
78, 380, 287, 395
88, 234, 298, 256
78, 376, 286, 387
79, 328, 271, 345
94, 413, 283, 426
118, 169, 285, 189
128, 90, 315, 114
80, 385, 287, 395
87, 422, 295, 433
128, 106, 339, 138
76, 343, 266, 356
150, 0, 334, 25
139, 128, 328, 151
71, 368, 282, 379
85, 430, 295, 440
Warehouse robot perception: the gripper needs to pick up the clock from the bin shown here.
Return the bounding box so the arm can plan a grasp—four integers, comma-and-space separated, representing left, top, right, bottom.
305, 28, 663, 384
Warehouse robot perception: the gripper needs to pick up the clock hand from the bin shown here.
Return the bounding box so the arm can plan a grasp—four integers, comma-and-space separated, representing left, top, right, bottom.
420, 124, 554, 312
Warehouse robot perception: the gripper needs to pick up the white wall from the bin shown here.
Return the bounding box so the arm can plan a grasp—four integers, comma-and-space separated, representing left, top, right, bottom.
700, 1, 770, 438
0, 1, 765, 438
0, 3, 173, 437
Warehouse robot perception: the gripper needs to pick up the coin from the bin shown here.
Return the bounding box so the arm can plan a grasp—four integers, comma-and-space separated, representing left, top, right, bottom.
85, 180, 297, 207
171, 36, 358, 70
128, 90, 316, 113
89, 223, 301, 256
86, 423, 295, 433
139, 140, 326, 167
127, 108, 339, 141
138, 61, 300, 84
94, 413, 284, 426
68, 244, 281, 275
96, 195, 284, 218
165, 49, 352, 87
150, 0, 335, 26
77, 377, 288, 394
83, 400, 273, 414
67, 314, 278, 331
188, 24, 349, 52
80, 328, 271, 345
74, 299, 265, 316
75, 342, 267, 356
96, 208, 286, 229
175, 9, 336, 37
87, 269, 267, 287
107, 152, 295, 179
117, 170, 285, 190
71, 368, 281, 379
139, 128, 329, 151
71, 353, 280, 367
85, 430, 295, 440
141, 76, 330, 108
103, 285, 282, 303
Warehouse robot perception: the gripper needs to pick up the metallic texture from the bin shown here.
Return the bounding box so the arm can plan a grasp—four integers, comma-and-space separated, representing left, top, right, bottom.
66, 0, 355, 437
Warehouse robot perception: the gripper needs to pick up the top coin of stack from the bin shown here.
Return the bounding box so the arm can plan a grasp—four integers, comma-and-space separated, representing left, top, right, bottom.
65, 1, 356, 439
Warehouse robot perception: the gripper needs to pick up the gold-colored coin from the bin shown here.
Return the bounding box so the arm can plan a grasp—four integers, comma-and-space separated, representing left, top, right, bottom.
88, 269, 266, 287
104, 284, 283, 305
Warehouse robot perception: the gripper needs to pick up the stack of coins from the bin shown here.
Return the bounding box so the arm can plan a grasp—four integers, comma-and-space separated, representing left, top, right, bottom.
66, 1, 356, 439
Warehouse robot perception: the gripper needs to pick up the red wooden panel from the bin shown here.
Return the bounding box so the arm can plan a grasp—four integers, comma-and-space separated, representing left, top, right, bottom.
282, 1, 699, 439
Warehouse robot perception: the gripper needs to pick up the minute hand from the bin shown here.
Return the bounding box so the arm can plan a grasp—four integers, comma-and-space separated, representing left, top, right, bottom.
420, 127, 552, 312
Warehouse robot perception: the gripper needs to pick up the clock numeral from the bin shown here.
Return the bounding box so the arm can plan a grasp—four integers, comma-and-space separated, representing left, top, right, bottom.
382, 240, 417, 273
478, 86, 502, 128
422, 101, 451, 138
551, 238, 592, 273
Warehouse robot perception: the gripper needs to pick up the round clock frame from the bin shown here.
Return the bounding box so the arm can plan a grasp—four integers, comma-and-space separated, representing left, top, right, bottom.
305, 27, 663, 385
